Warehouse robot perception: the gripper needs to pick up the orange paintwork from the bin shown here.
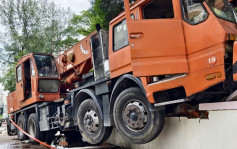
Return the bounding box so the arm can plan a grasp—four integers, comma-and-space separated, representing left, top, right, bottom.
117, 0, 237, 103
109, 46, 132, 78
141, 64, 225, 103
7, 53, 61, 114
7, 91, 17, 114
7, 32, 96, 113
56, 32, 95, 91
109, 6, 142, 78
57, 33, 95, 76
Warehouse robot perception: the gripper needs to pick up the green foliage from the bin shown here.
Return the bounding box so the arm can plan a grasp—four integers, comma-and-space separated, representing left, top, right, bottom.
0, 65, 16, 92
0, 0, 78, 92
70, 10, 99, 36
92, 0, 124, 30
70, 0, 128, 36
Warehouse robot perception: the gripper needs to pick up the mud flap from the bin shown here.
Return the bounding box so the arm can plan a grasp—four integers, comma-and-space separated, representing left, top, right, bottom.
233, 41, 237, 81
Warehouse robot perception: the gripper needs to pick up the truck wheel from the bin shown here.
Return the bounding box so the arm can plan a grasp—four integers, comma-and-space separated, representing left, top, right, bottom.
113, 87, 165, 144
27, 113, 44, 143
17, 115, 27, 141
77, 99, 112, 144
7, 118, 11, 136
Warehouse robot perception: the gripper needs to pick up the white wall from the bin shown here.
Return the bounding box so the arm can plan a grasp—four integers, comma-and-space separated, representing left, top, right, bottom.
107, 110, 237, 149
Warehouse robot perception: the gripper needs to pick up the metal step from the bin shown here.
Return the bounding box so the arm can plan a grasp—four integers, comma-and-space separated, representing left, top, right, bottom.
226, 90, 237, 101
53, 143, 122, 149
154, 98, 190, 107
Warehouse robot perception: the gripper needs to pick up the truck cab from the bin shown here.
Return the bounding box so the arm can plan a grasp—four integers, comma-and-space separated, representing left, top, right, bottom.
7, 53, 60, 114
106, 1, 237, 143
109, 0, 237, 105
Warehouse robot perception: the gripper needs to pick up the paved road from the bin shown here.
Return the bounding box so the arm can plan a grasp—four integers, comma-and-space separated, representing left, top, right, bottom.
0, 123, 49, 149
0, 123, 121, 149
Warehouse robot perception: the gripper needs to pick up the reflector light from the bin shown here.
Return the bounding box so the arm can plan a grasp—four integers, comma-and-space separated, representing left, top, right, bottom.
217, 73, 221, 78
206, 72, 221, 80
229, 34, 237, 41
206, 74, 216, 80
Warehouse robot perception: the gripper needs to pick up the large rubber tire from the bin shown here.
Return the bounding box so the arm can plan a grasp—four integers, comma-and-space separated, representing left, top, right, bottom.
77, 99, 112, 144
17, 115, 27, 141
113, 87, 165, 144
27, 113, 45, 143
7, 118, 11, 136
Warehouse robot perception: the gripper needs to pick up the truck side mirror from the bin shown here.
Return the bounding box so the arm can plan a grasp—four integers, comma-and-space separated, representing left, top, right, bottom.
193, 0, 204, 3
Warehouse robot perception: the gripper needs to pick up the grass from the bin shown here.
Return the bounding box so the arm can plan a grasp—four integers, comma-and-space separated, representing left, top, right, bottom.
0, 115, 2, 119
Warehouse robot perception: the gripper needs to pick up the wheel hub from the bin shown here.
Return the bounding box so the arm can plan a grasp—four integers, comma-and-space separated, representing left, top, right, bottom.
86, 118, 92, 126
123, 101, 148, 130
130, 112, 138, 121
84, 110, 99, 133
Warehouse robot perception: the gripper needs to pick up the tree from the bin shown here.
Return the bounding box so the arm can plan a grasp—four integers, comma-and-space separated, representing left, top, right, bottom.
70, 0, 137, 36
91, 0, 124, 30
70, 10, 99, 36
234, 6, 237, 12
0, 0, 77, 92
0, 65, 16, 92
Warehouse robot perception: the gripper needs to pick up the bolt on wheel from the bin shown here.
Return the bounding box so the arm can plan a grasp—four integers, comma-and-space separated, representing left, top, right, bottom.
123, 100, 148, 131
84, 109, 99, 133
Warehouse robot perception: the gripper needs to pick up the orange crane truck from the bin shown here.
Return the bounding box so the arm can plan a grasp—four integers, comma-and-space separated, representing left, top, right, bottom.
6, 0, 237, 145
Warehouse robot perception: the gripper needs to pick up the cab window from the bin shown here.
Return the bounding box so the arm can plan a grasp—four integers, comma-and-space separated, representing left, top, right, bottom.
143, 0, 174, 19
34, 55, 58, 77
181, 0, 208, 24
113, 20, 129, 51
16, 65, 22, 83
205, 0, 236, 23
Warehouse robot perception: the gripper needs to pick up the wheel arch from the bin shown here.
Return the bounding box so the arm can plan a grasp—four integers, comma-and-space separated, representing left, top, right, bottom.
73, 89, 103, 124
109, 74, 157, 118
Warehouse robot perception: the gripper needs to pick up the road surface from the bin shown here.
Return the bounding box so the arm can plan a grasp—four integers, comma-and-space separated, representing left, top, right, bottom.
0, 122, 49, 149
